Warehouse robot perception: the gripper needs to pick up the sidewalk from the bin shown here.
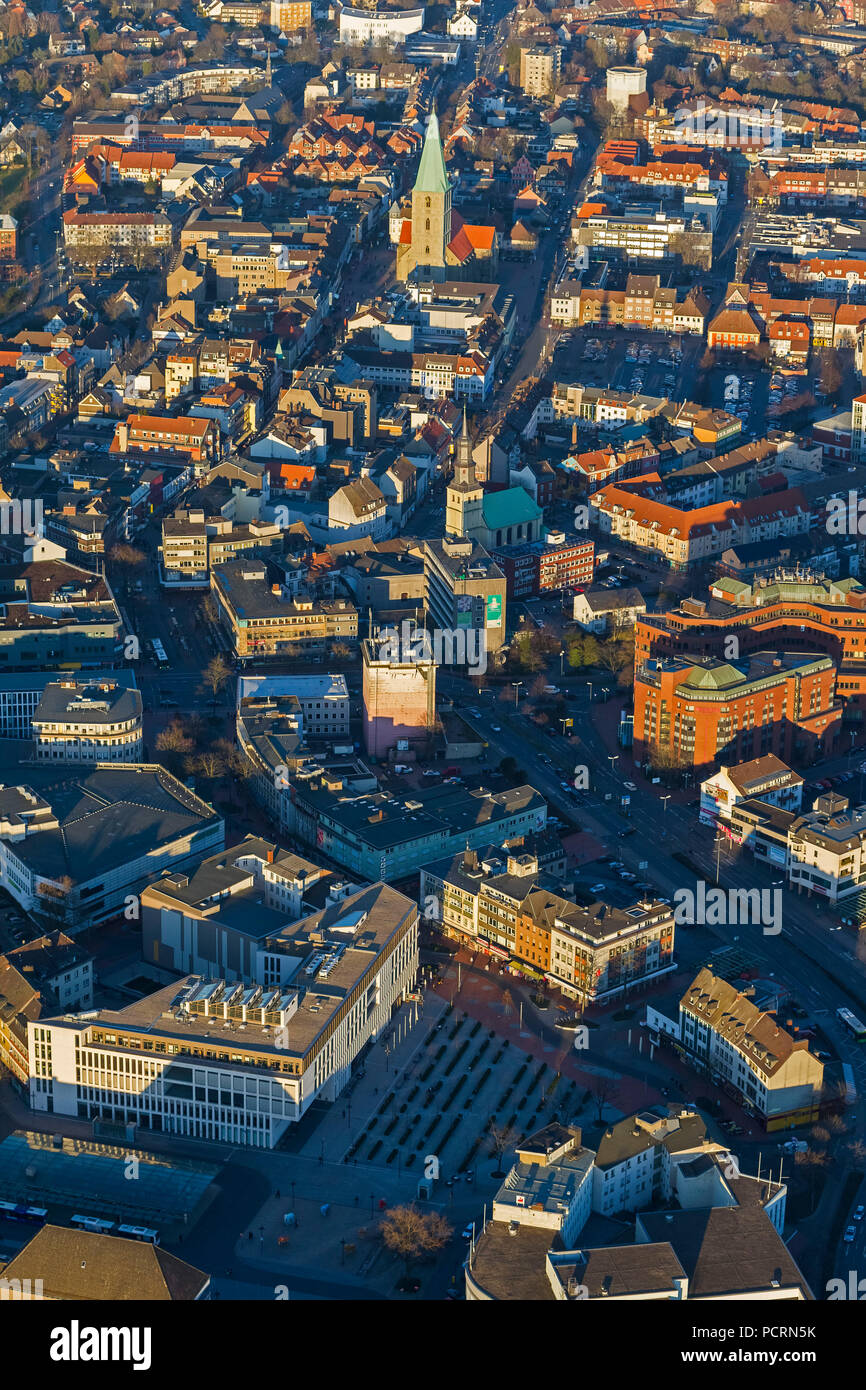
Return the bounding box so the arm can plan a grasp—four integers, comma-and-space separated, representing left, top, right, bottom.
295, 995, 447, 1165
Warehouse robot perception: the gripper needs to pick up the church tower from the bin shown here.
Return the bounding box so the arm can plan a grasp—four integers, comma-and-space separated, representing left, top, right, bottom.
397, 110, 452, 283
446, 407, 484, 539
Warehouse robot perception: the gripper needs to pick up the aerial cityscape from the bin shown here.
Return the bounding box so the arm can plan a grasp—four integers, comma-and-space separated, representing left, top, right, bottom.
0, 0, 862, 1340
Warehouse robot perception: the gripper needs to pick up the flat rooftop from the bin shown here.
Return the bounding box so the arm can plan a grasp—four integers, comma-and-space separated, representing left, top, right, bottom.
237, 673, 349, 704
51, 881, 416, 1059
0, 1130, 218, 1223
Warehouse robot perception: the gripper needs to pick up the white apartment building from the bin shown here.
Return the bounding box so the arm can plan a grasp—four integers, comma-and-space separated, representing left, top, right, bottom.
492, 1125, 595, 1247
338, 4, 425, 46
31, 679, 143, 763
699, 754, 803, 830
592, 1107, 729, 1217
31, 882, 418, 1146
647, 967, 824, 1131
62, 211, 172, 252
786, 797, 866, 902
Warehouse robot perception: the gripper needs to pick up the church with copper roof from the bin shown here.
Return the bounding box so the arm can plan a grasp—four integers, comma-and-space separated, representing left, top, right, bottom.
395, 110, 499, 283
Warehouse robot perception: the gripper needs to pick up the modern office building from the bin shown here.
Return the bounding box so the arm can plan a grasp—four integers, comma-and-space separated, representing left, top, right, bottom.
634, 651, 841, 775
424, 537, 507, 662
212, 561, 358, 660
280, 766, 547, 881
636, 573, 866, 714
32, 881, 418, 1146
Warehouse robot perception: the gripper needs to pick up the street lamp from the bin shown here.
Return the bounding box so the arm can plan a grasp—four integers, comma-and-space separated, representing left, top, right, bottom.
586, 681, 594, 702
608, 755, 618, 775
559, 649, 565, 677
714, 830, 727, 884
512, 681, 523, 708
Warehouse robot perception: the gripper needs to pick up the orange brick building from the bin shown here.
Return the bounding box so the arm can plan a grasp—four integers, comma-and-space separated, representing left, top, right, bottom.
111, 413, 219, 464
636, 575, 866, 714
635, 650, 842, 775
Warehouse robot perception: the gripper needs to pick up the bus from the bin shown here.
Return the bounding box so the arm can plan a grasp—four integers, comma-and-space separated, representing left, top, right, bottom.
843, 1062, 857, 1107
150, 639, 169, 669
837, 1007, 866, 1040
0, 1201, 47, 1225
117, 1224, 160, 1245
71, 1214, 116, 1235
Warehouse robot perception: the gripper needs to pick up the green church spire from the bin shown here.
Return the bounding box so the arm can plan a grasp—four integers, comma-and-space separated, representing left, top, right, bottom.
414, 109, 450, 195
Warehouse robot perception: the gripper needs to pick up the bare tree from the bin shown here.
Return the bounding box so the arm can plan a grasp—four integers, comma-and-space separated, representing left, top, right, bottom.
487, 1121, 519, 1177
195, 748, 225, 779
793, 1147, 829, 1207
588, 1073, 619, 1124
199, 654, 231, 709
110, 544, 146, 593
156, 719, 195, 773
380, 1205, 452, 1274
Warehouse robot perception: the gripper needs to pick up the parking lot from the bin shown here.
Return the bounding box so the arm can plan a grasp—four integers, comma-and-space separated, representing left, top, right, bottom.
709, 364, 768, 438
0, 889, 36, 954
551, 324, 704, 401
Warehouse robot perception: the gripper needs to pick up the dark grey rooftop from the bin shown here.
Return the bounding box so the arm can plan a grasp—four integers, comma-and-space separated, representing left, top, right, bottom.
0, 764, 221, 885
33, 679, 142, 727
